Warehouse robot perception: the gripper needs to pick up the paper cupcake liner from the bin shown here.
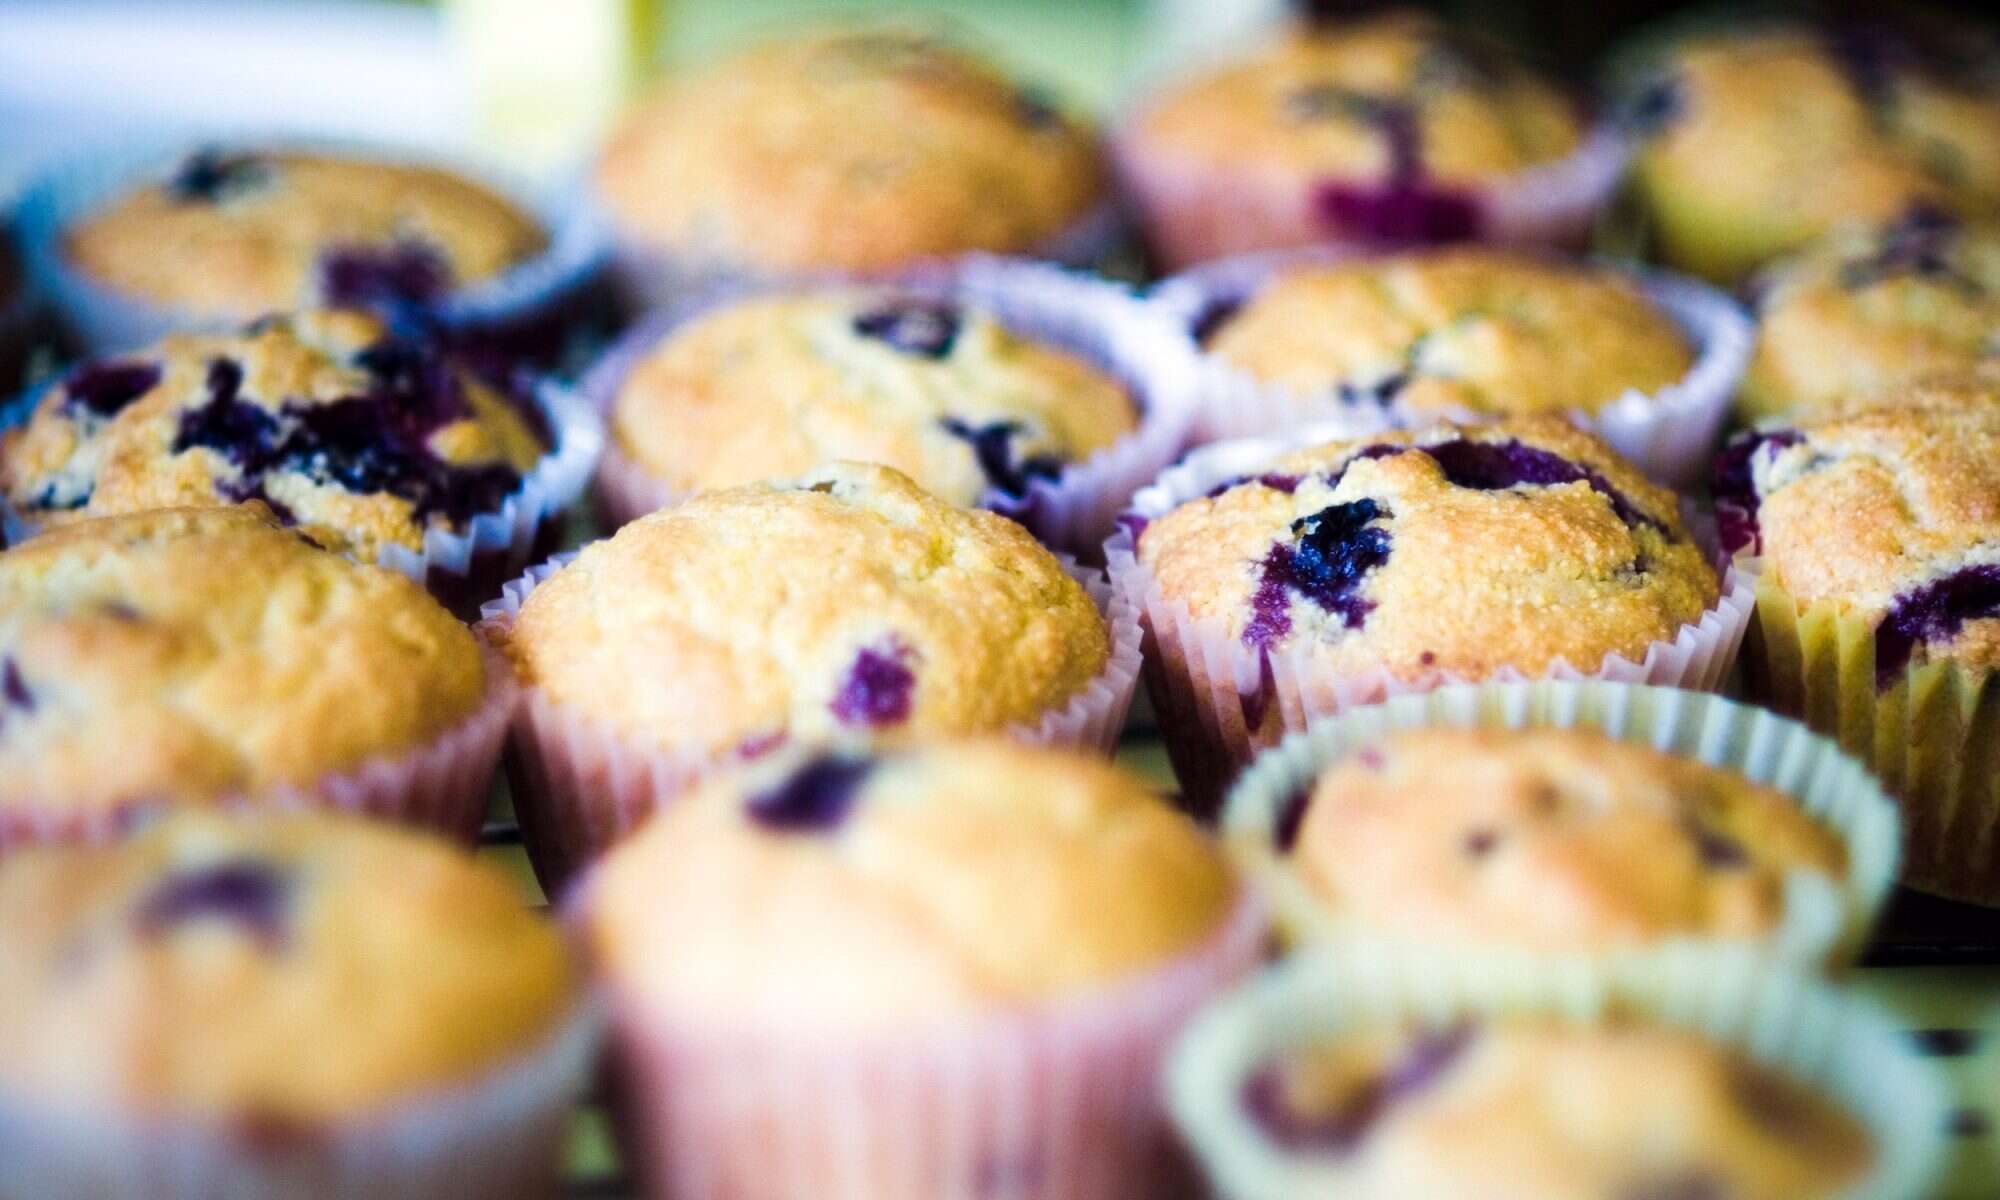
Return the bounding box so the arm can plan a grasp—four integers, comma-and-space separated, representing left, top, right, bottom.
581, 255, 1197, 553
1107, 428, 1756, 818
1150, 245, 1754, 480
1737, 557, 2000, 905
1166, 943, 1949, 1200
583, 882, 1267, 1200
478, 548, 1144, 894
0, 646, 519, 857
0, 997, 600, 1200
14, 135, 613, 356
1222, 679, 1899, 967
1109, 118, 1631, 275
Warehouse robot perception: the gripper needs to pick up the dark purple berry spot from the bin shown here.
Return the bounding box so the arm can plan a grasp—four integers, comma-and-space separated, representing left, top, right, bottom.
1190, 296, 1243, 345
1418, 438, 1667, 534
1238, 650, 1280, 740
1876, 565, 2000, 687
853, 301, 960, 358
167, 149, 268, 204
1205, 472, 1304, 499
746, 752, 874, 833
1115, 511, 1150, 543
1242, 1022, 1476, 1154
1619, 75, 1686, 135
1712, 429, 1802, 555
1839, 204, 1982, 295
939, 418, 1065, 498
1275, 786, 1313, 852
1, 659, 33, 726
1685, 817, 1748, 869
318, 242, 451, 310
1313, 181, 1483, 246
1463, 828, 1501, 858
61, 360, 161, 420
734, 729, 788, 760
830, 638, 918, 728
133, 859, 289, 949
1244, 499, 1394, 650
1419, 651, 1437, 666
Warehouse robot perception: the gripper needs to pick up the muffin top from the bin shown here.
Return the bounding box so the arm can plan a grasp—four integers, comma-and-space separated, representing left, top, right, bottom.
0, 810, 575, 1124
0, 507, 486, 817
1629, 22, 2000, 282
65, 148, 547, 319
581, 740, 1237, 1032
1743, 208, 2000, 420
1137, 418, 1716, 683
0, 309, 547, 563
1713, 385, 2000, 683
1268, 727, 1847, 952
1239, 1017, 1869, 1198
496, 462, 1108, 754
1128, 13, 1579, 190
594, 25, 1106, 273
1201, 249, 1693, 417
611, 291, 1136, 506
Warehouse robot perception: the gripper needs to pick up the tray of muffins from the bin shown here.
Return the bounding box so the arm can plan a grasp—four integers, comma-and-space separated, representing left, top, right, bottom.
2, 3, 2000, 1198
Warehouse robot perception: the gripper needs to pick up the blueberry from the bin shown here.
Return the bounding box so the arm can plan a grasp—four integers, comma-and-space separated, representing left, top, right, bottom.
173, 360, 281, 465
1, 658, 32, 713
133, 858, 289, 949
1312, 180, 1483, 244
1875, 564, 2000, 687
1619, 75, 1685, 136
61, 360, 161, 420
318, 242, 451, 310
853, 301, 960, 358
1274, 786, 1313, 852
1462, 828, 1501, 858
938, 417, 1065, 498
745, 752, 874, 833
1206, 473, 1304, 499
1241, 1022, 1476, 1153
1243, 498, 1394, 650
830, 639, 918, 728
1711, 429, 1802, 555
167, 149, 268, 204
1420, 438, 1667, 534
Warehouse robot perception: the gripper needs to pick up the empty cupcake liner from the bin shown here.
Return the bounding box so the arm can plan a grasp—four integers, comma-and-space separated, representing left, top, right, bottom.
582, 255, 1197, 553
580, 881, 1267, 1200
1109, 116, 1631, 275
0, 646, 519, 856
1222, 679, 1899, 967
1166, 943, 1949, 1200
1150, 245, 1754, 481
478, 548, 1144, 894
1106, 428, 1756, 817
0, 996, 601, 1200
13, 135, 613, 356
1737, 557, 2000, 906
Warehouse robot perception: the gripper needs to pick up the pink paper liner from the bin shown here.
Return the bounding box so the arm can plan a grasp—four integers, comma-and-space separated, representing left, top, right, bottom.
0, 997, 601, 1200
0, 646, 519, 856
581, 881, 1267, 1200
1150, 246, 1755, 482
581, 255, 1198, 554
478, 549, 1144, 894
1109, 118, 1630, 274
1107, 430, 1756, 816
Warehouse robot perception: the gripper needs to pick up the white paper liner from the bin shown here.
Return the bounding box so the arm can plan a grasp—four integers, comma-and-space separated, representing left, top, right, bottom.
1222, 680, 1900, 967
0, 996, 601, 1200
583, 881, 1267, 1200
15, 135, 613, 355
580, 254, 1197, 552
1110, 113, 1631, 274
1150, 245, 1754, 481
1106, 427, 1757, 816
478, 548, 1144, 891
1166, 943, 1949, 1200
0, 646, 519, 856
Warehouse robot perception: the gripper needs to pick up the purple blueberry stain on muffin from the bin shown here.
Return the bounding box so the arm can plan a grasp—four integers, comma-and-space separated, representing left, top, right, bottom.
1415, 438, 1667, 534
746, 752, 875, 833
1462, 827, 1502, 859
0, 658, 34, 728
830, 637, 919, 728
939, 417, 1064, 498
1242, 1022, 1477, 1153
1205, 472, 1303, 500
166, 149, 270, 205
133, 858, 290, 950
61, 360, 161, 421
853, 300, 961, 359
1313, 177, 1482, 245
1684, 816, 1748, 869
1875, 564, 2000, 687
1712, 429, 1803, 555
1244, 498, 1394, 650
318, 241, 451, 311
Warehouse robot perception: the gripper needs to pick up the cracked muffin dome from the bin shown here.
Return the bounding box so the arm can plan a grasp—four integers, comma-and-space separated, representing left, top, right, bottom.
1742, 208, 2000, 420
64, 147, 547, 320
1225, 1017, 1870, 1199
579, 739, 1237, 1031
1200, 248, 1693, 417
1137, 418, 1716, 682
594, 25, 1106, 274
0, 809, 577, 1123
1626, 20, 2000, 283
496, 462, 1108, 755
0, 309, 547, 565
0, 506, 486, 821
1269, 727, 1849, 953
610, 290, 1136, 506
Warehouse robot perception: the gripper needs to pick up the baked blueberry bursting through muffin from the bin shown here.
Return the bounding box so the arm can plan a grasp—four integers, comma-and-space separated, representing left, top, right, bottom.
166, 149, 269, 205
1245, 499, 1394, 650
132, 858, 290, 949
938, 417, 1064, 498
1876, 566, 2000, 687
1242, 1023, 1476, 1153
745, 752, 874, 832
60, 360, 161, 422
318, 242, 452, 311
1711, 429, 1804, 555
852, 300, 961, 359
830, 639, 918, 728
1286, 83, 1482, 242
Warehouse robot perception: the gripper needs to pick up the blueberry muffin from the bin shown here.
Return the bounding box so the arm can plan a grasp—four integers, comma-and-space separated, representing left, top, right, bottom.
1625, 20, 2000, 283
1265, 726, 1849, 953
1116, 11, 1588, 268
1199, 248, 1693, 418
0, 507, 489, 834
64, 147, 547, 320
0, 309, 547, 565
594, 25, 1107, 276
1714, 390, 2000, 901
579, 739, 1256, 1199
0, 810, 589, 1193
1742, 208, 2000, 420
607, 290, 1136, 510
